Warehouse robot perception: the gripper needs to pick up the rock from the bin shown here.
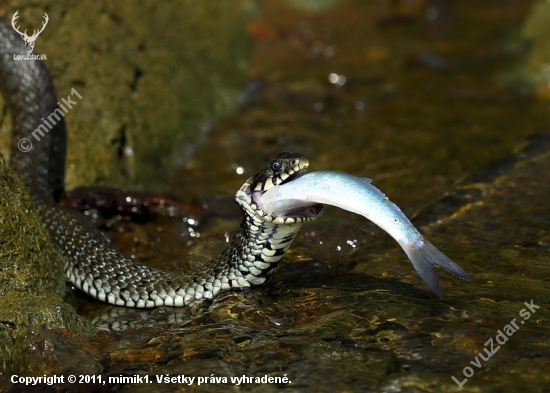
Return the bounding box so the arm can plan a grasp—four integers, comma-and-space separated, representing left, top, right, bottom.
0, 0, 257, 191
0, 156, 99, 374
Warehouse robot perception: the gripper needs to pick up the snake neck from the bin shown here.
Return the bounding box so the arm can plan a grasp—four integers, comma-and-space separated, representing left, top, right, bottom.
214, 200, 305, 288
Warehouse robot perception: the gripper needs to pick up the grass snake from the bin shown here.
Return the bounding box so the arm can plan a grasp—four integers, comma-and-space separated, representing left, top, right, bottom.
0, 19, 324, 308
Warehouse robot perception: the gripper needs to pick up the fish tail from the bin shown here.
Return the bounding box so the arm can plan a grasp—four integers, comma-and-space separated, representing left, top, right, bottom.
403, 239, 473, 298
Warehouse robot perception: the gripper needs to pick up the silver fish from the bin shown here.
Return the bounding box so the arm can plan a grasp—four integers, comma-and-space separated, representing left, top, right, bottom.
260, 170, 472, 297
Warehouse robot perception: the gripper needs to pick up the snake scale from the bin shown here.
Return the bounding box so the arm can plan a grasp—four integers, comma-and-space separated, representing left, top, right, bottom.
0, 19, 323, 308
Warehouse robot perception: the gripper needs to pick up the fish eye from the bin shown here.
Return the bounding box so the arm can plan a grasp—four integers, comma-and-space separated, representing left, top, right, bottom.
271, 160, 282, 173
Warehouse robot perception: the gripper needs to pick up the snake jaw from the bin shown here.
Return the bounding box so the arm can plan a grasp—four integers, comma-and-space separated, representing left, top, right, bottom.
249, 187, 323, 224
240, 152, 323, 224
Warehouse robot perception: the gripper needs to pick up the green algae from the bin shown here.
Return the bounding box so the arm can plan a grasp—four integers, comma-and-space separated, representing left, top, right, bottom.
0, 157, 65, 299
0, 157, 98, 374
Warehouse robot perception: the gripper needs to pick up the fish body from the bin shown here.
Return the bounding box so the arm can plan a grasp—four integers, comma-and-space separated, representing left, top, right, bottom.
261, 170, 472, 297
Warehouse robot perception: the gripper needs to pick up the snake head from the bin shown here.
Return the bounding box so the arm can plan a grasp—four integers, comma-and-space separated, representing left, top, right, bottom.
251, 152, 308, 191
237, 152, 323, 224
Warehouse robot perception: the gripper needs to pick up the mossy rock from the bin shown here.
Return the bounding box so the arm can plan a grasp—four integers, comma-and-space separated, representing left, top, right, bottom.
0, 0, 257, 191
0, 156, 98, 374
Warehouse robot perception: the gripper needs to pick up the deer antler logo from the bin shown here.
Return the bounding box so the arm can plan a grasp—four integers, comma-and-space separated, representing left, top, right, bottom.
11, 11, 49, 54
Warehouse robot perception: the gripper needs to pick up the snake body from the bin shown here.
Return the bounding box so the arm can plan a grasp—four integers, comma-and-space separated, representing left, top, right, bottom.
0, 20, 323, 308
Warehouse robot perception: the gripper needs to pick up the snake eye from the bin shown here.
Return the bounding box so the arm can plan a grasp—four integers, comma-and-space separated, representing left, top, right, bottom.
271, 160, 282, 173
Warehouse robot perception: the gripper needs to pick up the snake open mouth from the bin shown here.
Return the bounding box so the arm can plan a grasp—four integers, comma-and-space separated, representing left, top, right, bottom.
251, 170, 323, 220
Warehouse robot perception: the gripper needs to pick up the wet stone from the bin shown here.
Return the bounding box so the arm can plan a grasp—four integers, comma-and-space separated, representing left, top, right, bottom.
0, 157, 98, 376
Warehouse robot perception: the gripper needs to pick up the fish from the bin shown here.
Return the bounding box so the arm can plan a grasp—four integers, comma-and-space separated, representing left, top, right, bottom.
260, 170, 472, 297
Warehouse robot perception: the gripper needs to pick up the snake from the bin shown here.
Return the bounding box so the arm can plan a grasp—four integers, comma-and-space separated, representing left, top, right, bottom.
0, 19, 324, 308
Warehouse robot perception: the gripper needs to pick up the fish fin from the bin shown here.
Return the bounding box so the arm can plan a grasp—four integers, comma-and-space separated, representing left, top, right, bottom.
359, 177, 373, 184
404, 239, 472, 298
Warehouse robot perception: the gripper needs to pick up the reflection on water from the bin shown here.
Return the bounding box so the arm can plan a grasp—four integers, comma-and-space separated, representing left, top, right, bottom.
77, 1, 550, 391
